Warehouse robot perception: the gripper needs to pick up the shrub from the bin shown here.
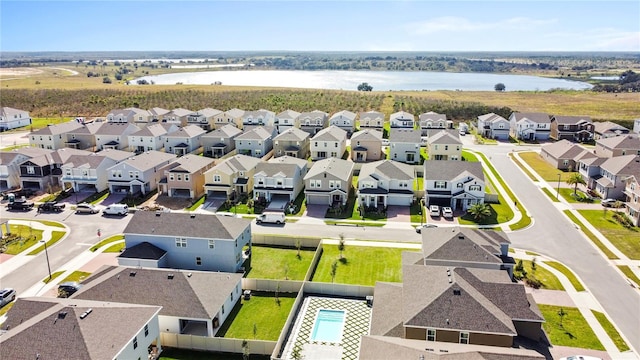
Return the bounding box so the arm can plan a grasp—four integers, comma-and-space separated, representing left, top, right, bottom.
525, 275, 543, 289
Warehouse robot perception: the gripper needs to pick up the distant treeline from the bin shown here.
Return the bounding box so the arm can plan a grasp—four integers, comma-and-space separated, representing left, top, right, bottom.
591, 70, 640, 93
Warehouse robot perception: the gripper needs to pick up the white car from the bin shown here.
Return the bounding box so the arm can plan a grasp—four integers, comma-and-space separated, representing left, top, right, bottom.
429, 205, 440, 217
382, 139, 390, 146
442, 206, 453, 218
559, 356, 602, 360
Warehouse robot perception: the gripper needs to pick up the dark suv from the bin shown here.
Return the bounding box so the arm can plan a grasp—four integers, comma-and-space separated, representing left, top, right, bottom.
58, 282, 82, 298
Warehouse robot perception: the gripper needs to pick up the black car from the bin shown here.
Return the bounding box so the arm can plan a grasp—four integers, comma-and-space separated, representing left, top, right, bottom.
38, 201, 66, 213
58, 282, 82, 298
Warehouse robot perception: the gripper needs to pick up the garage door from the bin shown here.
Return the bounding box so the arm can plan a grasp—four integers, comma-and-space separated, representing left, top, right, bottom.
306, 194, 329, 205
428, 197, 451, 207
387, 195, 412, 206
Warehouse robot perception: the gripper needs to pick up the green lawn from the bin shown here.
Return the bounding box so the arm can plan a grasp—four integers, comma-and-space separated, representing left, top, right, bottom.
186, 196, 205, 211
508, 152, 538, 181
617, 265, 640, 288
3, 225, 44, 255
160, 348, 269, 360
324, 220, 385, 227
216, 293, 295, 341
591, 310, 630, 352
539, 305, 605, 350
246, 245, 315, 280
518, 152, 577, 182
35, 220, 66, 228
312, 245, 409, 285
90, 234, 124, 251
285, 191, 306, 217
542, 187, 560, 202
410, 202, 424, 223
461, 150, 479, 162
578, 210, 640, 259
27, 231, 66, 255
563, 210, 618, 260
458, 199, 513, 226
104, 242, 125, 252
43, 270, 64, 284
558, 188, 595, 204
544, 261, 586, 291
61, 271, 91, 283
516, 259, 565, 291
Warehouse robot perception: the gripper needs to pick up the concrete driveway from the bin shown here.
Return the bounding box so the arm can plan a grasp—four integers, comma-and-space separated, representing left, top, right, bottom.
386, 205, 411, 223
304, 204, 328, 218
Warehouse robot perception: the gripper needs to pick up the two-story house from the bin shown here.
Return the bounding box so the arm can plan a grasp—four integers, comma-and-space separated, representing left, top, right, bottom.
550, 115, 594, 142
350, 129, 383, 163
242, 109, 276, 132
591, 155, 640, 200
329, 110, 357, 136
389, 128, 421, 164
594, 134, 640, 158
162, 108, 192, 127
0, 148, 52, 190
106, 150, 177, 196
187, 108, 222, 131
419, 111, 451, 135
304, 157, 354, 206
158, 154, 215, 199
128, 123, 178, 154
61, 152, 131, 193
106, 107, 150, 125
148, 107, 170, 124
476, 113, 510, 140
577, 153, 607, 189
390, 111, 415, 129
427, 130, 462, 161
235, 126, 275, 158
94, 122, 140, 151
593, 121, 630, 139
624, 175, 640, 226
276, 109, 301, 133
163, 124, 206, 156
0, 107, 32, 131
200, 124, 243, 158
214, 108, 245, 129
29, 121, 85, 150
423, 160, 485, 211
509, 112, 551, 141
358, 111, 385, 129
253, 156, 308, 206
299, 110, 329, 135
203, 154, 262, 200
310, 126, 347, 160
273, 127, 310, 159
64, 122, 102, 150
18, 148, 91, 191
358, 160, 415, 208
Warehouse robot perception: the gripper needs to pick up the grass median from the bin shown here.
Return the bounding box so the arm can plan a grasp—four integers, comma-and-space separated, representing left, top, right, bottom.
562, 210, 618, 260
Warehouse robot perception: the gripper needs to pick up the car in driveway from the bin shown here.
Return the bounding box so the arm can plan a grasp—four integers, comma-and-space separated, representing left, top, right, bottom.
58, 282, 82, 298
415, 224, 438, 233
0, 288, 16, 307
429, 205, 440, 217
601, 198, 623, 208
75, 203, 98, 214
442, 206, 453, 219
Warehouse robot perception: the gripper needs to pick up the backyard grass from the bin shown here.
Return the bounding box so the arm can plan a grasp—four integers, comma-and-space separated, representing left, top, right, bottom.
544, 261, 586, 292
186, 196, 205, 211
312, 245, 408, 285
578, 210, 640, 260
517, 259, 565, 291
617, 265, 640, 288
104, 242, 125, 252
43, 270, 64, 284
3, 225, 44, 255
90, 234, 124, 251
508, 152, 538, 181
246, 245, 315, 281
461, 150, 479, 162
160, 348, 269, 360
410, 202, 424, 223
563, 210, 618, 260
518, 152, 577, 182
27, 231, 66, 255
538, 305, 605, 351
217, 292, 295, 341
591, 310, 630, 352
61, 271, 92, 283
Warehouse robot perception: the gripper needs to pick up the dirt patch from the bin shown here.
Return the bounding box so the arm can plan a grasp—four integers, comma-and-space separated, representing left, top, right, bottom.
0, 68, 43, 77
140, 193, 192, 211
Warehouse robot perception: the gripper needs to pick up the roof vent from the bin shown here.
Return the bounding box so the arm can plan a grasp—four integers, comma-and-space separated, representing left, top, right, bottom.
187, 273, 192, 277
57, 311, 68, 319
129, 271, 137, 277
453, 289, 461, 296
448, 278, 452, 284
445, 318, 449, 325
458, 235, 464, 240
446, 269, 451, 276
190, 213, 196, 219
167, 273, 174, 280
79, 308, 93, 320
155, 211, 161, 216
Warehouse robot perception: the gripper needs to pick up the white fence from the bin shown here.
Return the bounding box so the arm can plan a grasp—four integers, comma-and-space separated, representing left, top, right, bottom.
160, 333, 276, 355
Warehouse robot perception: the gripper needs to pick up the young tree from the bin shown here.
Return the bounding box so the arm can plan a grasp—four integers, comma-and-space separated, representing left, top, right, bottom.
558, 307, 567, 328
494, 83, 506, 92
467, 203, 492, 221
531, 257, 537, 274
284, 265, 289, 280
275, 282, 281, 306
331, 260, 338, 283
566, 173, 586, 196
295, 238, 302, 259
253, 323, 258, 340
338, 233, 345, 259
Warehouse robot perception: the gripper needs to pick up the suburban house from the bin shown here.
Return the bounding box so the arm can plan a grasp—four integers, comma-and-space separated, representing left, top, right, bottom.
200, 124, 243, 158
148, 107, 171, 123
389, 128, 421, 164
550, 115, 594, 142
591, 154, 640, 200
0, 148, 52, 190
187, 108, 223, 131
242, 109, 276, 131
634, 119, 640, 134
235, 126, 275, 158
203, 154, 262, 200
128, 123, 179, 154
214, 108, 245, 129
74, 265, 243, 338
299, 110, 329, 135
17, 148, 91, 191
119, 211, 252, 274
350, 129, 383, 163
162, 108, 193, 127
419, 111, 452, 135
29, 121, 85, 150
64, 122, 103, 150
310, 125, 347, 160
594, 134, 640, 158
60, 152, 133, 193
106, 150, 177, 196
390, 111, 415, 129
358, 110, 385, 129
0, 107, 31, 131
427, 130, 462, 161
476, 113, 510, 140
163, 124, 206, 156
158, 154, 216, 199
106, 107, 151, 125
593, 121, 630, 139
253, 155, 308, 206
276, 109, 301, 133
0, 297, 162, 360
273, 127, 310, 159
329, 110, 357, 136
94, 122, 140, 151
624, 175, 640, 226
303, 157, 354, 206
357, 160, 415, 208
540, 140, 588, 171
509, 112, 551, 141
423, 160, 485, 211
577, 155, 607, 189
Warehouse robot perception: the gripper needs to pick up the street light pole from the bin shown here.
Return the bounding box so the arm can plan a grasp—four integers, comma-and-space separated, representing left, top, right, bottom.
556, 174, 561, 201
40, 240, 52, 280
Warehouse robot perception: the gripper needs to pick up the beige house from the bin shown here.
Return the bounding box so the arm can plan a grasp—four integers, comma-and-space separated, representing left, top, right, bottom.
214, 108, 245, 129
95, 122, 140, 151
594, 134, 640, 158
299, 110, 329, 135
303, 157, 354, 206
203, 154, 262, 199
310, 126, 347, 160
350, 129, 383, 162
329, 110, 357, 136
200, 124, 243, 158
276, 109, 301, 132
29, 121, 85, 150
159, 154, 216, 199
64, 122, 102, 150
162, 108, 193, 127
419, 111, 451, 135
187, 108, 223, 131
358, 111, 385, 129
427, 130, 462, 161
106, 107, 151, 125
624, 175, 640, 226
273, 127, 310, 159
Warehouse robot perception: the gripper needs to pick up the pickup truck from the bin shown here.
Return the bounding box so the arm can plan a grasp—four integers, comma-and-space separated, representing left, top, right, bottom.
38, 201, 66, 213
7, 199, 35, 211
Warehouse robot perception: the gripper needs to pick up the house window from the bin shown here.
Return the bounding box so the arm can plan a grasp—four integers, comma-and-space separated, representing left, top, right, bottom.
133, 336, 138, 349
209, 240, 215, 249
222, 305, 225, 314
329, 181, 335, 188
457, 183, 463, 188
177, 174, 182, 181
469, 185, 481, 191
196, 257, 202, 266
276, 179, 283, 186
65, 169, 72, 176
214, 175, 221, 182
26, 166, 35, 174
82, 169, 88, 176
144, 324, 149, 337
459, 332, 469, 344
176, 238, 187, 248
117, 170, 122, 178
169, 174, 174, 181
185, 174, 190, 181
427, 328, 436, 341
231, 292, 234, 301
435, 181, 446, 189
499, 123, 505, 129
310, 179, 321, 188
129, 171, 134, 178
334, 142, 338, 147
445, 145, 449, 150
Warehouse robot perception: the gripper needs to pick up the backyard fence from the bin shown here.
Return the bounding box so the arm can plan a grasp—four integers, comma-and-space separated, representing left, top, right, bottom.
159, 332, 276, 355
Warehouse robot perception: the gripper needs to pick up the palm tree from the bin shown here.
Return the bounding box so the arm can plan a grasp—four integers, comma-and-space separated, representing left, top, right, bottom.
566, 173, 586, 196
467, 203, 491, 221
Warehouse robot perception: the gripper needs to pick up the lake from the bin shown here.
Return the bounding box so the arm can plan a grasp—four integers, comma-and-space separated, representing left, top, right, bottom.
132, 70, 593, 91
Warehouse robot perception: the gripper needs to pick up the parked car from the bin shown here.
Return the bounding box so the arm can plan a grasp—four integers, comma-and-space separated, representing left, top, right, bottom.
75, 203, 98, 214
381, 139, 390, 146
429, 205, 440, 217
420, 137, 428, 147
7, 197, 34, 211
38, 201, 66, 213
459, 129, 466, 136
0, 288, 16, 307
256, 212, 285, 225
58, 282, 82, 298
103, 203, 129, 216
415, 224, 438, 233
442, 206, 454, 218
601, 198, 623, 208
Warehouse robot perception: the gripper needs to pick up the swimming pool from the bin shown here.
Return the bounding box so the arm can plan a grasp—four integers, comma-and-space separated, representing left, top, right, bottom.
310, 309, 346, 343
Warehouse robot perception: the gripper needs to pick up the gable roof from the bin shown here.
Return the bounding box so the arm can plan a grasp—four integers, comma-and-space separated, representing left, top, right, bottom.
477, 113, 509, 124
96, 148, 134, 162
236, 126, 274, 141
193, 108, 223, 117
390, 128, 420, 142
166, 154, 215, 173
311, 125, 347, 141
299, 110, 328, 120
304, 157, 354, 181
225, 108, 245, 118
117, 150, 177, 172
330, 110, 357, 121
255, 161, 300, 178
202, 124, 243, 139
94, 122, 140, 136
124, 211, 250, 240
358, 111, 384, 120
428, 130, 462, 145
421, 227, 509, 265
30, 120, 85, 136
211, 154, 262, 174
67, 122, 103, 135
419, 111, 447, 121
511, 112, 550, 124
268, 155, 308, 168
390, 111, 415, 121
274, 127, 309, 142
130, 123, 175, 137
165, 124, 206, 138
1, 106, 29, 117
541, 139, 587, 159
593, 121, 629, 135
359, 160, 415, 182
351, 129, 383, 141
600, 154, 640, 175
166, 108, 193, 117
276, 109, 301, 120
424, 160, 484, 182
62, 154, 112, 169
148, 107, 170, 117
596, 134, 640, 150
118, 241, 167, 260
551, 115, 592, 125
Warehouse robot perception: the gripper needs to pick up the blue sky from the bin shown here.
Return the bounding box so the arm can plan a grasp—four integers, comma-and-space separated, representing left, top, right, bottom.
1, 1, 639, 52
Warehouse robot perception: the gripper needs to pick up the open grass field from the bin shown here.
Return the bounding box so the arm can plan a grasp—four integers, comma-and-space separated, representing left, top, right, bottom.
517, 259, 565, 291
518, 152, 577, 182
539, 305, 604, 350
578, 210, 640, 259
245, 245, 315, 281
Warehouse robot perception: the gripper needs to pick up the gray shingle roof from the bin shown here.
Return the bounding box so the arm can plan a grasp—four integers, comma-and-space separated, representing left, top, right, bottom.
359, 160, 415, 182
304, 157, 354, 182
424, 160, 484, 182
370, 282, 405, 337
421, 227, 508, 264
268, 155, 308, 168
551, 115, 592, 125
477, 113, 508, 124
130, 123, 175, 137
600, 154, 640, 175
118, 241, 167, 260
390, 128, 420, 143
428, 130, 462, 145
124, 211, 250, 240
63, 154, 112, 169
30, 120, 85, 135
541, 139, 587, 159
195, 108, 223, 117
274, 127, 309, 142
117, 150, 177, 172
165, 124, 206, 138
255, 162, 299, 178
358, 111, 384, 121
311, 125, 347, 141
330, 110, 356, 121
1, 106, 28, 118
236, 126, 274, 140
166, 154, 215, 173
419, 111, 447, 121
276, 109, 301, 120
212, 154, 262, 175
390, 111, 415, 121
512, 112, 550, 124
96, 148, 134, 162
596, 134, 640, 149
351, 129, 383, 141
202, 124, 243, 139
593, 121, 629, 134
95, 122, 140, 135
225, 108, 246, 118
